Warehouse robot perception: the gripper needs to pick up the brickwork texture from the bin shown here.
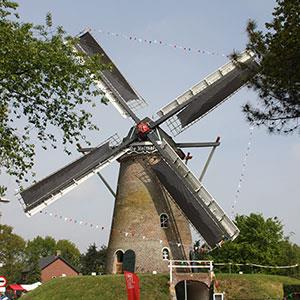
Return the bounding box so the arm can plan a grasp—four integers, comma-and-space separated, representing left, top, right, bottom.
106, 153, 192, 274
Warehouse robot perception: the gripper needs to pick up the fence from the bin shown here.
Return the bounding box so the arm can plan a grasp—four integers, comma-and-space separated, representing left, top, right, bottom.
168, 260, 213, 283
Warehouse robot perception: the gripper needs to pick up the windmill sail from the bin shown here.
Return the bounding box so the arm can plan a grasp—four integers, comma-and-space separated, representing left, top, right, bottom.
156, 51, 258, 135
149, 134, 239, 247
77, 32, 147, 119
21, 138, 132, 216
20, 33, 245, 250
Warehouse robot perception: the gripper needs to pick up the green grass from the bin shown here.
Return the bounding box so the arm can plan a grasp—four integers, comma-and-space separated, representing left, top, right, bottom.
22, 273, 300, 300
22, 274, 170, 300
216, 274, 300, 299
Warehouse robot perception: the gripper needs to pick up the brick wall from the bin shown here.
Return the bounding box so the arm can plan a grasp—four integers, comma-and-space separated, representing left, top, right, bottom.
106, 153, 192, 274
41, 258, 79, 282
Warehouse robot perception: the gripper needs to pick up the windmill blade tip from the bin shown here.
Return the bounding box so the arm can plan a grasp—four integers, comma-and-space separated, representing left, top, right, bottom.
76, 28, 92, 37
25, 211, 33, 218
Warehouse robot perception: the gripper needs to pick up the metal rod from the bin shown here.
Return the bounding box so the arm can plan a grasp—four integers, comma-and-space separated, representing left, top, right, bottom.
176, 142, 220, 148
96, 172, 116, 198
199, 137, 220, 182
184, 280, 187, 300
169, 261, 173, 283
77, 144, 116, 198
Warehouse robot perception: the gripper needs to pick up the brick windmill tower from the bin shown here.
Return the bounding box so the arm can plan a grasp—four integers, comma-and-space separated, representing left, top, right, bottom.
106, 151, 193, 274
20, 32, 257, 274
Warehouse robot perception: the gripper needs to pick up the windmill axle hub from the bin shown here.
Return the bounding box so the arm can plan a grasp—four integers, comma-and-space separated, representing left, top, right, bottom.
136, 121, 151, 136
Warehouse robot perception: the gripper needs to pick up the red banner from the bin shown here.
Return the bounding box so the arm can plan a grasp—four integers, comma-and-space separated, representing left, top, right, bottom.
124, 271, 140, 300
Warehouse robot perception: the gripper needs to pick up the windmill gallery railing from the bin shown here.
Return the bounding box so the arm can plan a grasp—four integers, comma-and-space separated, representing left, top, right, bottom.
168, 260, 214, 283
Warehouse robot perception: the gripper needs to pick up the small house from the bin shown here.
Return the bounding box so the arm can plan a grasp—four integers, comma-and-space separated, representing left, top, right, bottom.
39, 255, 79, 282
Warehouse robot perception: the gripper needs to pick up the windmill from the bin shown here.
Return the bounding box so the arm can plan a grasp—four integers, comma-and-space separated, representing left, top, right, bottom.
20, 32, 258, 274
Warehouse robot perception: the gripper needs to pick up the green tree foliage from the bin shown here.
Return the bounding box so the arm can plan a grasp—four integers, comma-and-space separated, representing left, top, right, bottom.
25, 236, 81, 267
23, 236, 56, 283
197, 213, 300, 275
209, 214, 284, 265
276, 239, 300, 276
55, 239, 81, 268
0, 224, 26, 282
23, 256, 41, 284
80, 243, 107, 275
0, 224, 86, 282
243, 0, 300, 134
25, 236, 56, 260
22, 238, 81, 283
0, 0, 106, 195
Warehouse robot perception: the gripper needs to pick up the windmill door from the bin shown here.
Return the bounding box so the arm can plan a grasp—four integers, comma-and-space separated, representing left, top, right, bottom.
123, 249, 136, 273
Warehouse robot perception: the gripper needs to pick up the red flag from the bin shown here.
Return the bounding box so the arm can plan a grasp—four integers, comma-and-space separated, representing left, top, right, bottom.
133, 273, 140, 300
124, 271, 140, 300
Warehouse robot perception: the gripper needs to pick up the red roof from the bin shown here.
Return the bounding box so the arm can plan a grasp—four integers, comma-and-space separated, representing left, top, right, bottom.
7, 284, 27, 291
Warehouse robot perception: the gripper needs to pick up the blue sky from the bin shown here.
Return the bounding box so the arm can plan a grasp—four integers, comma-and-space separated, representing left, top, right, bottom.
1, 0, 299, 251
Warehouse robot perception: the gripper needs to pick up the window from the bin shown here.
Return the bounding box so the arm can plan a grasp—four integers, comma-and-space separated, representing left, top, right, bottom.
160, 213, 169, 228
162, 247, 170, 260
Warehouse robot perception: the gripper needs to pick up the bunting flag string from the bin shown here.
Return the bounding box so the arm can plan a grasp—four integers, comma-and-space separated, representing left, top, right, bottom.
214, 262, 299, 269
88, 28, 229, 58
39, 210, 105, 230
40, 210, 193, 248
231, 126, 254, 218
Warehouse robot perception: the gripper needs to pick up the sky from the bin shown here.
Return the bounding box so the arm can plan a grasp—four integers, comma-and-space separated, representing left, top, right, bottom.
1, 0, 299, 252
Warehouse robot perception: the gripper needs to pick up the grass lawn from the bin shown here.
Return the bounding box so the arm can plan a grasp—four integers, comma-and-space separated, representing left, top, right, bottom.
22, 273, 300, 300
22, 274, 170, 300
216, 273, 300, 299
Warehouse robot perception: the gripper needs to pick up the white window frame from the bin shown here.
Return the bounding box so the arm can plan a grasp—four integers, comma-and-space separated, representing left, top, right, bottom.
162, 247, 170, 260
160, 213, 169, 228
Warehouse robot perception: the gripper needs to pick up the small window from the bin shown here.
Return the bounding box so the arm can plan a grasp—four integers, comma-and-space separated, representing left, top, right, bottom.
162, 247, 170, 260
160, 213, 169, 228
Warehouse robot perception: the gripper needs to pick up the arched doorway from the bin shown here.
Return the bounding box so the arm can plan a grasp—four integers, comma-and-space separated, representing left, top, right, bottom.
123, 249, 136, 273
113, 249, 124, 274
175, 280, 210, 300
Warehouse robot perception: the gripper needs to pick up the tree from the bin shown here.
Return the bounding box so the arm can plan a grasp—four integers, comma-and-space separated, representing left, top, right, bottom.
241, 0, 300, 134
203, 214, 286, 267
195, 213, 300, 276
0, 224, 26, 282
80, 243, 107, 275
55, 239, 81, 268
0, 225, 84, 282
0, 0, 106, 195
25, 236, 56, 260
23, 256, 41, 284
